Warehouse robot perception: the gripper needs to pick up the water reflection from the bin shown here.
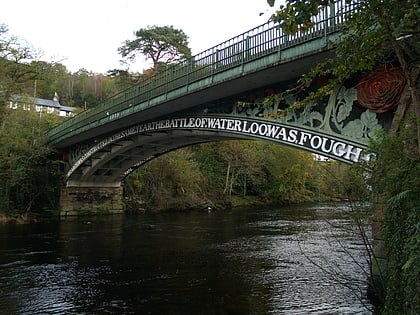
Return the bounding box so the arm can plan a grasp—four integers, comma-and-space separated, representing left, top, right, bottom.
0, 203, 373, 314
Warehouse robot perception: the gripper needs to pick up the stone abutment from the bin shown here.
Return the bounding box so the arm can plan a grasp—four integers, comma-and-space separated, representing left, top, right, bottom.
60, 186, 124, 216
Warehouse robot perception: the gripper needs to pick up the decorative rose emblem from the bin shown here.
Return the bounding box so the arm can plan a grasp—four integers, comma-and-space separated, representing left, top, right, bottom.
357, 65, 406, 113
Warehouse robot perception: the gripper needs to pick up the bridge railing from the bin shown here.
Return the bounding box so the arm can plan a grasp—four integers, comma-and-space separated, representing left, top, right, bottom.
46, 0, 357, 145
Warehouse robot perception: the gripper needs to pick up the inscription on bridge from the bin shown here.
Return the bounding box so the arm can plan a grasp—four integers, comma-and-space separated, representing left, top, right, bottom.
162, 117, 367, 162
67, 115, 371, 179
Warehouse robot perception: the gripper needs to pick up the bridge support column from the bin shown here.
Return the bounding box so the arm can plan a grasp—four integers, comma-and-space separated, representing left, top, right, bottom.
60, 185, 124, 216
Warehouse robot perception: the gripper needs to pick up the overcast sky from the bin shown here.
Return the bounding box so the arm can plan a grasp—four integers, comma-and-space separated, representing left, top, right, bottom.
0, 0, 277, 73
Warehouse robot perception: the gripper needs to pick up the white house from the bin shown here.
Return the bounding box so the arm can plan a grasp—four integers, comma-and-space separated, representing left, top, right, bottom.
9, 93, 76, 117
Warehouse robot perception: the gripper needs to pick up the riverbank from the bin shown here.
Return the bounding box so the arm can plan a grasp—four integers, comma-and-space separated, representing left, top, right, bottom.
0, 214, 38, 224
1, 194, 348, 223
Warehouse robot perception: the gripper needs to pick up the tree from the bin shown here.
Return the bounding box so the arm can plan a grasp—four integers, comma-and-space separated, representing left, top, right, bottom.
257, 144, 316, 203
0, 109, 60, 217
106, 68, 138, 89
268, 0, 419, 151
28, 61, 69, 101
0, 23, 39, 120
118, 25, 192, 73
367, 129, 420, 314
124, 147, 207, 211
215, 140, 263, 199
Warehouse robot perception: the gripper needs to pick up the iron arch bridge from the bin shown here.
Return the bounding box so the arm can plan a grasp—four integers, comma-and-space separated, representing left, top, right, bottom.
66, 106, 376, 189
58, 80, 390, 197
45, 0, 401, 214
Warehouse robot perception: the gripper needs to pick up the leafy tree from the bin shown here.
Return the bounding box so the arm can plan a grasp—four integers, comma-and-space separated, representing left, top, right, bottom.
368, 126, 420, 314
194, 141, 268, 200
193, 142, 226, 191
0, 109, 60, 217
258, 144, 316, 203
216, 141, 256, 198
118, 25, 192, 73
70, 68, 97, 108
125, 147, 207, 211
106, 68, 138, 89
25, 61, 69, 101
0, 23, 39, 119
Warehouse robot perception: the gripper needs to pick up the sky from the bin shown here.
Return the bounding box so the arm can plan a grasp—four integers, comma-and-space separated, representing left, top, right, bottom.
0, 0, 277, 74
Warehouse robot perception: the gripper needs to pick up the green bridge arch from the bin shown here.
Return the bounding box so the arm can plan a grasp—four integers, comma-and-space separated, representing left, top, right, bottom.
63, 82, 384, 188
67, 114, 370, 186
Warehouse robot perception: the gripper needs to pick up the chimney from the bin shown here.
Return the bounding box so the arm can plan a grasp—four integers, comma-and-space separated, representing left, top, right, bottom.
53, 92, 60, 102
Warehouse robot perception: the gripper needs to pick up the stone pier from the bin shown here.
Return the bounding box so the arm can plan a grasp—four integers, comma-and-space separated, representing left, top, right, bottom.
60, 185, 124, 216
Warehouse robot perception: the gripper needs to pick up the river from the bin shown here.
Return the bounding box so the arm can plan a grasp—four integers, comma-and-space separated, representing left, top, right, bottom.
0, 203, 374, 314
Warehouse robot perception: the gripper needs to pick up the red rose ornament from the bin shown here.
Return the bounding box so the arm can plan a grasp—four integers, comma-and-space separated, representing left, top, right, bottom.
357, 65, 406, 113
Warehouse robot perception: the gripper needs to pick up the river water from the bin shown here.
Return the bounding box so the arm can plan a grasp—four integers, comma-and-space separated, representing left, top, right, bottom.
0, 203, 374, 314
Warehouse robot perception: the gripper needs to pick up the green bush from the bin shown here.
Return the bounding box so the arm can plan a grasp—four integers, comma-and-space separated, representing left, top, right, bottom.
369, 124, 420, 314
